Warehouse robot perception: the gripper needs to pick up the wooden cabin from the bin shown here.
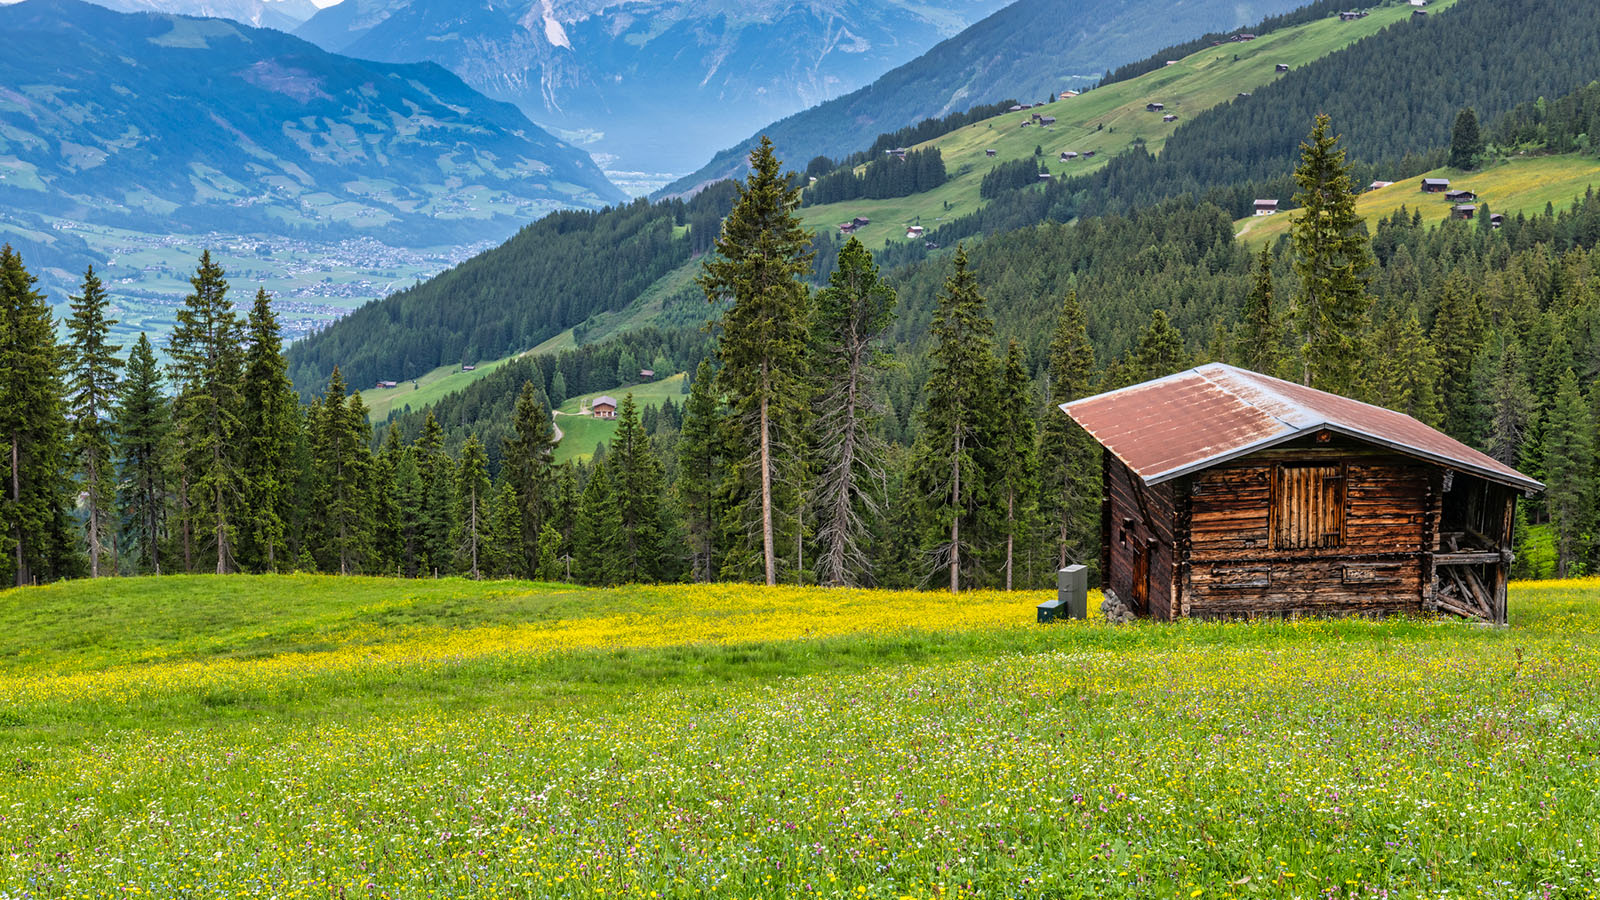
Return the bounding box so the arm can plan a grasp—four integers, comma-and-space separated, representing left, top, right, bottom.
591, 395, 618, 419
1253, 199, 1280, 215
1453, 204, 1477, 220
1421, 178, 1451, 193
1062, 364, 1541, 623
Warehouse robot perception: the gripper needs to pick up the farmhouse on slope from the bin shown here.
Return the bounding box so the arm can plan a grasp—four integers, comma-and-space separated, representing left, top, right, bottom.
1062, 364, 1541, 624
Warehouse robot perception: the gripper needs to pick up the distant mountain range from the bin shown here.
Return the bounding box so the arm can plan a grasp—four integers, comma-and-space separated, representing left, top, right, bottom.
291, 0, 1015, 183
659, 0, 1312, 196
0, 0, 624, 249
73, 0, 321, 31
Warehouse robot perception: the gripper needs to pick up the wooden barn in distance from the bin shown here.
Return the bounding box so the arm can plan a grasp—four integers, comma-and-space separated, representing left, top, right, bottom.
1062, 364, 1542, 624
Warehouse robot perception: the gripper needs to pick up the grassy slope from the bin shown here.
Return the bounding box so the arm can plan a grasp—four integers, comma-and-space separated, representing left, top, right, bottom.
553, 371, 688, 463
357, 352, 524, 422
1236, 152, 1600, 244
2, 574, 1598, 896
798, 0, 1456, 246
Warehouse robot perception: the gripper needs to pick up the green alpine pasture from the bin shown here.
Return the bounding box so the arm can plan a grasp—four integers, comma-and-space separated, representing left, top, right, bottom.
2, 574, 1598, 898
1237, 151, 1600, 244
798, 0, 1460, 246
553, 372, 688, 463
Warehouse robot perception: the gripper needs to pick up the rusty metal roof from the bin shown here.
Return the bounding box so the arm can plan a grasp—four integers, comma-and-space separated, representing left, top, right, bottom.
1061, 363, 1542, 492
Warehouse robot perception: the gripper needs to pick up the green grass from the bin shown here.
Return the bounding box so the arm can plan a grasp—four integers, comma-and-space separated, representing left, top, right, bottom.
799, 0, 1458, 246
1238, 152, 1600, 245
553, 371, 688, 462
358, 352, 525, 422
3, 573, 1599, 897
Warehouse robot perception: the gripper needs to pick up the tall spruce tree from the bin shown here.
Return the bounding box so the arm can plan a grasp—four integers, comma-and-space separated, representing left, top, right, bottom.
240, 288, 296, 572
503, 380, 556, 576
64, 265, 121, 577
677, 359, 724, 582
310, 368, 373, 574
1238, 245, 1282, 376
1543, 369, 1592, 576
1038, 290, 1099, 577
573, 460, 622, 586
486, 480, 524, 578
167, 251, 244, 573
809, 237, 896, 587
0, 246, 72, 585
993, 342, 1038, 590
1450, 107, 1483, 170
115, 334, 168, 575
415, 410, 454, 576
699, 136, 814, 585
389, 438, 424, 576
916, 246, 997, 592
609, 394, 667, 582
453, 436, 492, 578
1135, 308, 1188, 381
1290, 114, 1373, 395
1431, 274, 1486, 442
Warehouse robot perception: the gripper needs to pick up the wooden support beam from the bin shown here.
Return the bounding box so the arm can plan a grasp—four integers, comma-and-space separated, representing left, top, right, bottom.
1434, 551, 1503, 566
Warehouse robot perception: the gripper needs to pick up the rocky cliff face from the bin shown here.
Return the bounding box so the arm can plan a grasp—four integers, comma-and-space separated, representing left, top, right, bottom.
296, 0, 1011, 183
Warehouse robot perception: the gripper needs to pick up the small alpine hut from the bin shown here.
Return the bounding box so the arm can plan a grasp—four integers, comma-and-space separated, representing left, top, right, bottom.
1062, 364, 1541, 623
591, 395, 618, 419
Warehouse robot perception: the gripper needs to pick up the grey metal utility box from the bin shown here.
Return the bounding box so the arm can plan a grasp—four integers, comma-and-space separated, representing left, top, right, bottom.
1057, 565, 1088, 620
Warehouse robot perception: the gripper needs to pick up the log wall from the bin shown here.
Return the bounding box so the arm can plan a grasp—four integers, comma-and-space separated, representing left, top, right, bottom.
1178, 445, 1435, 619
1104, 453, 1177, 620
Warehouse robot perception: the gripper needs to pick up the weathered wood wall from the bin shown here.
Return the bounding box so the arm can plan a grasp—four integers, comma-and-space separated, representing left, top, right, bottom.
1179, 444, 1436, 619
1104, 453, 1177, 620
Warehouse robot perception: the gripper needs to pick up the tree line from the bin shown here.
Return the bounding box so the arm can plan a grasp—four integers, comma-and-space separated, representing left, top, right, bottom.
800, 147, 947, 208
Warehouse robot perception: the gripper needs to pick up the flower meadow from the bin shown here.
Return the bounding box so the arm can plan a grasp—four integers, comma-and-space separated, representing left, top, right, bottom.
2, 576, 1598, 899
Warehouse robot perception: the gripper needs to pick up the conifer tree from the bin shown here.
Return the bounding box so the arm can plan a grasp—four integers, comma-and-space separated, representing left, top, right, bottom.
609, 394, 667, 582
1037, 290, 1099, 576
993, 342, 1038, 590
1367, 311, 1443, 425
1290, 114, 1373, 395
536, 522, 564, 581
1238, 245, 1282, 376
0, 246, 72, 585
1542, 369, 1592, 576
453, 436, 492, 578
1431, 274, 1486, 441
1483, 336, 1538, 469
1450, 107, 1483, 170
677, 359, 724, 582
115, 334, 168, 574
486, 480, 524, 578
310, 368, 372, 574
1135, 308, 1187, 381
810, 237, 896, 586
699, 136, 814, 585
503, 380, 556, 576
389, 435, 424, 576
916, 246, 997, 592
64, 265, 121, 577
372, 428, 403, 574
573, 460, 622, 585
239, 288, 296, 571
167, 251, 244, 573
549, 463, 580, 580
414, 410, 454, 576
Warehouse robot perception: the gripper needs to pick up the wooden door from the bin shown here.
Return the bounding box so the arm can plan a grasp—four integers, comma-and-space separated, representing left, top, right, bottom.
1131, 543, 1149, 614
1272, 464, 1345, 549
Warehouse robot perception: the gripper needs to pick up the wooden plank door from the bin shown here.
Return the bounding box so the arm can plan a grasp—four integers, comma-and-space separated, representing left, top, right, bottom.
1132, 543, 1149, 614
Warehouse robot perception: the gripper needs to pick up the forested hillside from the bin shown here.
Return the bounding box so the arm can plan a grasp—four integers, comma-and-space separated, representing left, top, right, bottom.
284, 184, 737, 391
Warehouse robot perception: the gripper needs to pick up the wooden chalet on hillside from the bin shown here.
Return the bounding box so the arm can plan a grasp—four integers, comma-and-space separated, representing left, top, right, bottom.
1062, 364, 1541, 624
1421, 178, 1451, 193
591, 396, 618, 419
